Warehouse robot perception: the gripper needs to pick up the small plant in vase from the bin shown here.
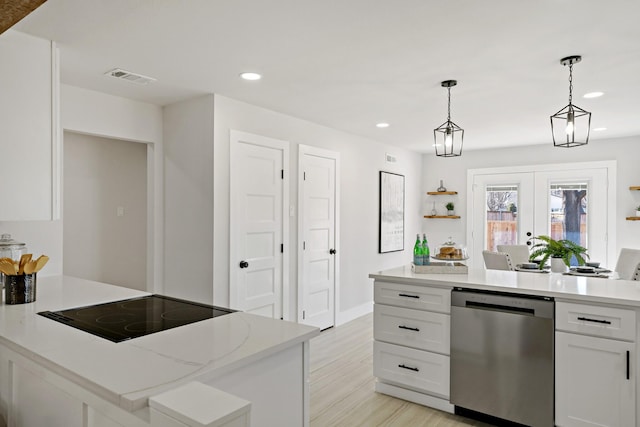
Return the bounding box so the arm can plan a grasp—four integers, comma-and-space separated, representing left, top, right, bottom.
445, 202, 455, 216
528, 235, 589, 272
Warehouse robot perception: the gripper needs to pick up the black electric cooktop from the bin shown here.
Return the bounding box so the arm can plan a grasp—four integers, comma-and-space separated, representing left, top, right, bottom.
38, 295, 235, 343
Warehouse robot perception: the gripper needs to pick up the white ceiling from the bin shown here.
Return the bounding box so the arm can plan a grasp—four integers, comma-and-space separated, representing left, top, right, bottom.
14, 0, 640, 152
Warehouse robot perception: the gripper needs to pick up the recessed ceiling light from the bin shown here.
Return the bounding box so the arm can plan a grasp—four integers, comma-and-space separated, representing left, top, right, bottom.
376, 123, 390, 128
593, 127, 607, 132
583, 92, 604, 99
240, 72, 262, 81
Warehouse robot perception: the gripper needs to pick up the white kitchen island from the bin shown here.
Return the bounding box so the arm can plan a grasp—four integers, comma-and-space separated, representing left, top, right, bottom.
370, 265, 640, 427
0, 276, 319, 427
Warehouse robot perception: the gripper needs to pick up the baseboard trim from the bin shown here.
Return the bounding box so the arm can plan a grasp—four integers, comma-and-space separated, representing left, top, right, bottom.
375, 381, 454, 414
335, 301, 373, 326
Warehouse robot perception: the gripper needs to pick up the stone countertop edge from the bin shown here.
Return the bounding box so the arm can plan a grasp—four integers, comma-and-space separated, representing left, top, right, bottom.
370, 265, 640, 308
0, 275, 320, 414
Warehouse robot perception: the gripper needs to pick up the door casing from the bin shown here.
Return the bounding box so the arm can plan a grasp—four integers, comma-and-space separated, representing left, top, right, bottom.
297, 144, 340, 327
229, 130, 290, 319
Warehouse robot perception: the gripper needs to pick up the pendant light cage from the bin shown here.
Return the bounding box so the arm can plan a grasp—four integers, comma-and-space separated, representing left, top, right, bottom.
550, 56, 591, 148
434, 80, 464, 157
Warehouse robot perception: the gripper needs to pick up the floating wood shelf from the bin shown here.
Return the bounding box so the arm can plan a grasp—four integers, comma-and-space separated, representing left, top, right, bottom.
427, 191, 458, 195
629, 186, 640, 191
424, 215, 461, 219
626, 217, 640, 221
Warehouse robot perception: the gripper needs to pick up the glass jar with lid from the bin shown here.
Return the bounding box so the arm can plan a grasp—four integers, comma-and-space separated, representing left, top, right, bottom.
0, 234, 27, 261
433, 236, 468, 261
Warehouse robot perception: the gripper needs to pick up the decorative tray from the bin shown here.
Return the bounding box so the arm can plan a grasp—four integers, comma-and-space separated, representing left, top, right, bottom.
563, 271, 610, 278
430, 256, 469, 261
515, 266, 549, 273
412, 262, 468, 274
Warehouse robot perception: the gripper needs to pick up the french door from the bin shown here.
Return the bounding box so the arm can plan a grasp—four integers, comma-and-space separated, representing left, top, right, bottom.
468, 162, 615, 269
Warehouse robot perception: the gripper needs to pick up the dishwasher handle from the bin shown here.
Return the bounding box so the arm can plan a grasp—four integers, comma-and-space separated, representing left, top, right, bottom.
452, 288, 555, 319
466, 300, 535, 316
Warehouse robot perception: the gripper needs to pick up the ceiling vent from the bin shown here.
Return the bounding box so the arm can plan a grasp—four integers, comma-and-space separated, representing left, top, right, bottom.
104, 68, 156, 85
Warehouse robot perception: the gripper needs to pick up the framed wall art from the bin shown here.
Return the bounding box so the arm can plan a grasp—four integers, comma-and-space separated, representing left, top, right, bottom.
379, 171, 405, 253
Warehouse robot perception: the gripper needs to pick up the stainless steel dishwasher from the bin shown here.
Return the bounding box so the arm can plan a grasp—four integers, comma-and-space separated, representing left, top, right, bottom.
450, 288, 554, 427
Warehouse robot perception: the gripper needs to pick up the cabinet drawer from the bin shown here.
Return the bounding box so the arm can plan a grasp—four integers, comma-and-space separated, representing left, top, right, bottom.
373, 341, 449, 398
374, 281, 450, 313
556, 301, 636, 341
374, 304, 450, 354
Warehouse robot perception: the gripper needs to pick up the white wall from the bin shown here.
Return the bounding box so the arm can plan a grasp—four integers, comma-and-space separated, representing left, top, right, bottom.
0, 86, 163, 278
213, 95, 422, 323
62, 85, 163, 291
163, 95, 215, 303
421, 136, 640, 265
63, 132, 147, 290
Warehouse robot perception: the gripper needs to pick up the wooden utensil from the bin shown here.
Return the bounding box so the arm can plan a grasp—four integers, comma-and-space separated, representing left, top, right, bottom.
33, 255, 49, 273
0, 259, 18, 275
23, 259, 37, 275
18, 254, 32, 274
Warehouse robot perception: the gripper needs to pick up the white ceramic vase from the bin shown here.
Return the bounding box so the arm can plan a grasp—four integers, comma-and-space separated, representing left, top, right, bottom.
550, 257, 568, 273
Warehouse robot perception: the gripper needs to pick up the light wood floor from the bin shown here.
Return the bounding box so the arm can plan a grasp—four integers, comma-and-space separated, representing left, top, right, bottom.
309, 313, 493, 427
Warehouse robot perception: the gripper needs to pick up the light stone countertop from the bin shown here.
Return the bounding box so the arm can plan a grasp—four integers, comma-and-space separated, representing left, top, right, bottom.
0, 276, 319, 412
370, 265, 640, 307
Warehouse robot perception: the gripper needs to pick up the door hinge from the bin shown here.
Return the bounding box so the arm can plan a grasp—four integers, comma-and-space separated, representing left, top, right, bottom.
303, 171, 306, 180
303, 241, 306, 250
303, 310, 306, 320
281, 169, 284, 179
280, 243, 284, 253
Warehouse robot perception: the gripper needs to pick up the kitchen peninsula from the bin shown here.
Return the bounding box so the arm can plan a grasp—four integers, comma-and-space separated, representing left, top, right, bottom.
371, 265, 640, 427
0, 276, 319, 427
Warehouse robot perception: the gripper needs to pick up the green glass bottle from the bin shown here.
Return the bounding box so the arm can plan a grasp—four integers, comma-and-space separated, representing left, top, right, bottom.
413, 234, 423, 265
422, 234, 430, 265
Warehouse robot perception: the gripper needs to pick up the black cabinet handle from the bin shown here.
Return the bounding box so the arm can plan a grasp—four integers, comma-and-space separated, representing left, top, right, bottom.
627, 351, 630, 380
239, 260, 249, 269
398, 325, 420, 332
329, 248, 336, 255
398, 293, 420, 299
398, 364, 419, 372
577, 316, 612, 325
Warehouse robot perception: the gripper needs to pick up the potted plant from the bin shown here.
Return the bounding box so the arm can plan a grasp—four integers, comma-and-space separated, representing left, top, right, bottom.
445, 202, 455, 216
528, 235, 589, 272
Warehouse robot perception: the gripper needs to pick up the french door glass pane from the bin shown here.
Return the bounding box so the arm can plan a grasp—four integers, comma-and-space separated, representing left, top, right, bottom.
485, 185, 518, 251
549, 182, 588, 264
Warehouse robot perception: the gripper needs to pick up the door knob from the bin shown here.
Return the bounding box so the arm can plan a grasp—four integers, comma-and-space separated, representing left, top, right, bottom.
329, 248, 336, 255
526, 241, 532, 246
239, 260, 249, 268
526, 232, 532, 237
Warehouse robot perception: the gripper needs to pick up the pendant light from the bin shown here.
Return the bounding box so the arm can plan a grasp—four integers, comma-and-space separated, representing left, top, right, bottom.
434, 80, 464, 157
550, 55, 591, 147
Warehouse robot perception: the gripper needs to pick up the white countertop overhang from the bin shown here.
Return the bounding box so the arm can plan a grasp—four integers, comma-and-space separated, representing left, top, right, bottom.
0, 276, 319, 412
370, 265, 640, 308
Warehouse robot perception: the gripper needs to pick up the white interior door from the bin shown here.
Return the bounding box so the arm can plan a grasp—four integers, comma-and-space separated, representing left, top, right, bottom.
230, 130, 289, 319
298, 145, 339, 329
468, 162, 616, 269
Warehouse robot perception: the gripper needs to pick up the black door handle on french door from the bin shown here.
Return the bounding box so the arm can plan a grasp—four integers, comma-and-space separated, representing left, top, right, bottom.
239, 260, 249, 269
329, 248, 336, 255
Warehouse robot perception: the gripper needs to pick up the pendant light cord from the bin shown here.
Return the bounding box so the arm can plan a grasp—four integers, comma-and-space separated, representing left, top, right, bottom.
568, 63, 573, 105
447, 87, 452, 122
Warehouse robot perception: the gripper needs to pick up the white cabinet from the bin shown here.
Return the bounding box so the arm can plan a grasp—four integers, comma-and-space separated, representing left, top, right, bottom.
555, 302, 636, 427
372, 280, 453, 413
0, 30, 59, 220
